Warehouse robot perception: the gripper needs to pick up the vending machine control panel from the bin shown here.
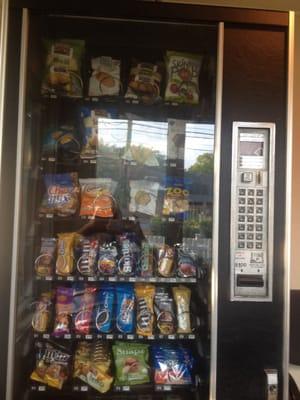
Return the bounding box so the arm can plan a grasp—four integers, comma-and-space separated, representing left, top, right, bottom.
230, 122, 275, 301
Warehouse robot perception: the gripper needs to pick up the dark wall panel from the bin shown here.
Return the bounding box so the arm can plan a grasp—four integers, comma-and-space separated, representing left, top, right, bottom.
217, 25, 287, 400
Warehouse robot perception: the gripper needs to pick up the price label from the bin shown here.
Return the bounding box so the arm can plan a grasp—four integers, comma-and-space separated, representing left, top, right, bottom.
38, 386, 46, 392
85, 334, 92, 340
81, 386, 88, 392
107, 334, 114, 340
46, 214, 53, 219
88, 277, 96, 282
127, 334, 134, 340
45, 276, 53, 281
123, 386, 130, 392
90, 159, 96, 164
64, 334, 71, 339
168, 335, 175, 340
67, 276, 74, 281
43, 334, 50, 339
129, 277, 136, 282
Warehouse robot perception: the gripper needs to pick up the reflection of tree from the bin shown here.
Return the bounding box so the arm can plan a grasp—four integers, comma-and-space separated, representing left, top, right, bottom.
183, 216, 212, 238
188, 153, 213, 174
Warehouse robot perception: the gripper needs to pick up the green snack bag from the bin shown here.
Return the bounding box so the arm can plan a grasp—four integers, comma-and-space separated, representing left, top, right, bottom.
113, 342, 150, 386
41, 39, 85, 98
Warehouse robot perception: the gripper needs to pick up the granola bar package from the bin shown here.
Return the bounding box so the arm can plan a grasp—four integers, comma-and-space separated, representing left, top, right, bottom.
41, 39, 84, 98
35, 238, 57, 277
53, 287, 73, 337
172, 286, 192, 334
165, 51, 202, 104
88, 56, 121, 97
56, 232, 81, 276
32, 292, 53, 333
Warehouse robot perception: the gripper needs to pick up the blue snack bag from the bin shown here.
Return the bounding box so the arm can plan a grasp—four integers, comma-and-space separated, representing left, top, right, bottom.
94, 284, 115, 333
115, 284, 135, 333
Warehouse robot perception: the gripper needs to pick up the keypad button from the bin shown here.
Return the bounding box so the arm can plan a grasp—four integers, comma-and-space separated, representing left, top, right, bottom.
238, 224, 245, 231
248, 189, 255, 196
239, 198, 246, 204
247, 198, 254, 205
239, 207, 245, 213
247, 216, 254, 222
247, 207, 254, 214
247, 225, 254, 231
239, 189, 246, 196
247, 233, 254, 240
256, 207, 263, 214
238, 215, 246, 222
256, 216, 263, 223
247, 242, 254, 249
256, 243, 263, 249
256, 225, 263, 232
256, 198, 263, 205
256, 233, 263, 240
238, 242, 245, 249
256, 189, 263, 196
238, 233, 245, 240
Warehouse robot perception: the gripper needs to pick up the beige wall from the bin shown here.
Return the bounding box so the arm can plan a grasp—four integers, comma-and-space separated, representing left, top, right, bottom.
164, 0, 300, 289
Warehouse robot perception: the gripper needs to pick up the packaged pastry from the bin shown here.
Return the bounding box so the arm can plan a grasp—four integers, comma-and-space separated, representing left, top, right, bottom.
138, 241, 156, 278
98, 242, 118, 276
129, 180, 159, 216
35, 238, 57, 277
31, 341, 72, 389
172, 286, 192, 334
157, 245, 175, 277
53, 287, 73, 337
41, 39, 85, 98
79, 178, 116, 218
77, 237, 99, 276
154, 287, 176, 335
41, 125, 80, 162
32, 292, 53, 333
162, 178, 189, 217
135, 284, 155, 337
94, 284, 115, 333
115, 284, 135, 334
39, 173, 80, 217
73, 285, 97, 335
113, 342, 150, 386
88, 56, 121, 97
117, 233, 139, 276
176, 246, 197, 278
125, 61, 163, 104
56, 232, 81, 276
74, 341, 113, 393
165, 51, 202, 104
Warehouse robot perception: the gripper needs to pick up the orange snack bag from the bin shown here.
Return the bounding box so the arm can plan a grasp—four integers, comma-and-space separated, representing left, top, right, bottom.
79, 178, 115, 218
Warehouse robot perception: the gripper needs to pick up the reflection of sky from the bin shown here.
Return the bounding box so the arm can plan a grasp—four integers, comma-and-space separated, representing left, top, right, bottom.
98, 118, 215, 168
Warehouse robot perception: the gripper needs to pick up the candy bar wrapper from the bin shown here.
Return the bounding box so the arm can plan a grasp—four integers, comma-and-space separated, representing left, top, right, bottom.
167, 119, 186, 160
165, 51, 202, 105
138, 241, 156, 278
129, 180, 159, 216
135, 284, 155, 337
39, 173, 80, 217
154, 287, 176, 335
35, 238, 57, 277
115, 284, 135, 334
56, 232, 81, 276
53, 287, 73, 337
41, 125, 80, 162
125, 61, 163, 105
41, 39, 85, 98
117, 233, 140, 276
88, 56, 121, 97
77, 237, 99, 276
73, 285, 97, 335
79, 178, 116, 218
98, 242, 118, 276
94, 284, 115, 333
31, 341, 72, 389
32, 292, 53, 333
157, 245, 175, 277
176, 246, 197, 278
172, 286, 192, 334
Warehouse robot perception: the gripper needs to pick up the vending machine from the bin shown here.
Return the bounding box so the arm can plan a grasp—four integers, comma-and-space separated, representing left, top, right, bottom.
0, 2, 293, 400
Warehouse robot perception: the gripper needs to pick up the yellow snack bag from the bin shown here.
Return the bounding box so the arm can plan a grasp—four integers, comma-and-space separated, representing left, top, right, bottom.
172, 286, 192, 333
56, 232, 81, 276
135, 284, 155, 337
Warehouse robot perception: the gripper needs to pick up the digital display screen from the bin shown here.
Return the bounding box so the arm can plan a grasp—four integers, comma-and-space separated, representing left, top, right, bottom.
240, 141, 264, 157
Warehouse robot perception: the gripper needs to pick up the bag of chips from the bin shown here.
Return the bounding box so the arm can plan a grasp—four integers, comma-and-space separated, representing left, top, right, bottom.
56, 232, 81, 276
41, 39, 85, 98
138, 241, 156, 278
135, 284, 155, 337
32, 292, 53, 333
39, 173, 80, 217
77, 237, 99, 276
115, 284, 135, 334
98, 242, 118, 276
129, 180, 159, 216
35, 238, 57, 277
125, 61, 163, 104
162, 178, 189, 218
165, 51, 202, 104
154, 287, 176, 335
94, 284, 115, 333
88, 56, 121, 97
113, 342, 150, 386
73, 285, 97, 335
53, 287, 73, 337
41, 125, 80, 162
172, 286, 192, 334
79, 178, 116, 218
117, 233, 140, 276
31, 341, 72, 389
74, 341, 113, 393
157, 245, 175, 277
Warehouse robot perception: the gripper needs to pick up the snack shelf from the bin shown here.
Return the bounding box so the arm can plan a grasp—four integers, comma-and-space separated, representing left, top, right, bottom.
32, 332, 197, 341
34, 275, 197, 283
37, 214, 183, 224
